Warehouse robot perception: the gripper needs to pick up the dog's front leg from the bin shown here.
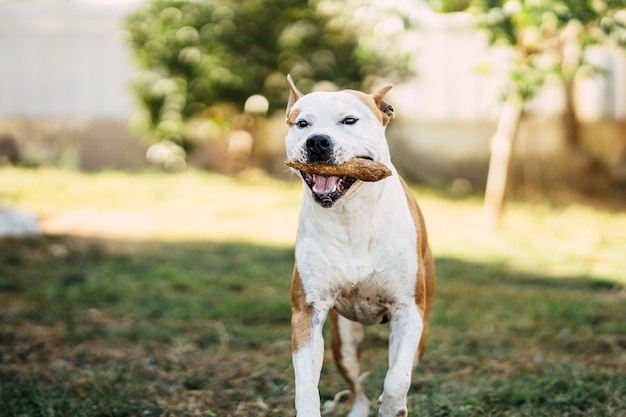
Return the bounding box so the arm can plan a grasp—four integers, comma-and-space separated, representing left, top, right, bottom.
291, 269, 330, 417
292, 310, 327, 417
378, 303, 423, 417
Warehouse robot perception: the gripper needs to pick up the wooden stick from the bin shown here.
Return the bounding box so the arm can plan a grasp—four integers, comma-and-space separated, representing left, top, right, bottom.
285, 158, 392, 182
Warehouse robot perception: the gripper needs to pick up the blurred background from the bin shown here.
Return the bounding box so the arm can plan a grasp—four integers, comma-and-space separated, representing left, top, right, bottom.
0, 0, 624, 193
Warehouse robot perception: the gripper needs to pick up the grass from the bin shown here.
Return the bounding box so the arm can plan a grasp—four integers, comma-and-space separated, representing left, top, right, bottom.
0, 167, 625, 416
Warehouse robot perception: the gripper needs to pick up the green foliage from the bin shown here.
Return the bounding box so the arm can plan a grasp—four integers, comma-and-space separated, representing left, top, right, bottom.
427, 0, 472, 13
471, 0, 626, 46
469, 0, 626, 102
124, 0, 409, 148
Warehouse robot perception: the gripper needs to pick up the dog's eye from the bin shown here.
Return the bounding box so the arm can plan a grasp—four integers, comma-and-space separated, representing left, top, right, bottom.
296, 119, 309, 128
341, 117, 358, 125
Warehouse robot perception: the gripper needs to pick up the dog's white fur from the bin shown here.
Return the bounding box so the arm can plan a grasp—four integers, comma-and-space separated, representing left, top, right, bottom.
286, 76, 435, 417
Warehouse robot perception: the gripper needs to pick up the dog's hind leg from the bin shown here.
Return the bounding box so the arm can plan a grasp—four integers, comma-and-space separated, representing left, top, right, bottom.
330, 310, 370, 417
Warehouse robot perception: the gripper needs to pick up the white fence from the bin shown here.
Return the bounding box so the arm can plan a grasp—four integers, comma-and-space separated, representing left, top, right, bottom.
0, 1, 139, 118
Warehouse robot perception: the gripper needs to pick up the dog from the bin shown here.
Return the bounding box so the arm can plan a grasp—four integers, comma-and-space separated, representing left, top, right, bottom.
285, 75, 436, 417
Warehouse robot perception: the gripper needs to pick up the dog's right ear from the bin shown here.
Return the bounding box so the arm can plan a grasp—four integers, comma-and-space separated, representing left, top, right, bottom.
286, 74, 303, 117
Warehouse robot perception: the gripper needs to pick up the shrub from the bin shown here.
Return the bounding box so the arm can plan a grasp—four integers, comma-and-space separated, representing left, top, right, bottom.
124, 0, 410, 149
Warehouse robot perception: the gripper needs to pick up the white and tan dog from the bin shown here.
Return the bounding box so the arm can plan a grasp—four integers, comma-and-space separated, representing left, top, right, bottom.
285, 76, 436, 417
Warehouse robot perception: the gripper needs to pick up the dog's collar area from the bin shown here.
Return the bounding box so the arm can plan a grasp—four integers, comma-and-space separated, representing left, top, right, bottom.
302, 172, 357, 208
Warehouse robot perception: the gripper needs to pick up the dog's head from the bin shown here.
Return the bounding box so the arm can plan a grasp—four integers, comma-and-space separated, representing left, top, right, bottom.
285, 75, 395, 208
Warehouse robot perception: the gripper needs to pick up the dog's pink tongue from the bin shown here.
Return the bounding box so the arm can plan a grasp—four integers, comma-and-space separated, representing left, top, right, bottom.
312, 175, 340, 194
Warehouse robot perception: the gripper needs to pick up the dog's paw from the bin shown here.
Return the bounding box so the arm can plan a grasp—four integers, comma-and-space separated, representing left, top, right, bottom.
378, 408, 407, 417
377, 393, 408, 417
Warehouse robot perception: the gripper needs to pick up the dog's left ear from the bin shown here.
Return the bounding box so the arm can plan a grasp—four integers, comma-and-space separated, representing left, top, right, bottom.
286, 74, 303, 117
371, 85, 395, 124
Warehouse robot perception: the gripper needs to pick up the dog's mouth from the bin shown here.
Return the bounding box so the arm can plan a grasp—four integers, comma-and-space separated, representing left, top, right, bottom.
300, 156, 372, 208
302, 173, 357, 208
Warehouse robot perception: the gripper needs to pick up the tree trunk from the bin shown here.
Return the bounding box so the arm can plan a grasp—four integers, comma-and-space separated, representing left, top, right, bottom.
481, 93, 524, 231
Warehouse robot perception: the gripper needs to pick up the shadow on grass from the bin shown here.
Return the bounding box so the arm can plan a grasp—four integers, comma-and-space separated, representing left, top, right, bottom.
0, 235, 624, 417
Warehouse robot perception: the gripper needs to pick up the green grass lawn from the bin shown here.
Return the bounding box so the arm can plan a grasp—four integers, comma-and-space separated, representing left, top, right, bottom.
0, 167, 625, 416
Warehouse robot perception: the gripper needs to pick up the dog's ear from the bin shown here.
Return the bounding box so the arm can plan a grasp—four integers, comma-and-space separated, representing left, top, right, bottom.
286, 74, 303, 116
371, 85, 395, 123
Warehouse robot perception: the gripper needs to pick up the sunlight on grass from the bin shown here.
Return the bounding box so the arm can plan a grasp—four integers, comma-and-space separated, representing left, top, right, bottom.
0, 167, 302, 245
1, 166, 624, 284
428, 197, 626, 284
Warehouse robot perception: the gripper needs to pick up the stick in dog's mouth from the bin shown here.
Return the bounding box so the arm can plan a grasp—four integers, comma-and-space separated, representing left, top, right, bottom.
284, 157, 392, 182
285, 157, 392, 208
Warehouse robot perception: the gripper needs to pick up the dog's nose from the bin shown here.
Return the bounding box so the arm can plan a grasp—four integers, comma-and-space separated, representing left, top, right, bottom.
305, 134, 333, 163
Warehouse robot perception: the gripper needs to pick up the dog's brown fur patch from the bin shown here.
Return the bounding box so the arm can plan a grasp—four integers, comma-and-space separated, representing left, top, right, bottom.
290, 266, 314, 352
